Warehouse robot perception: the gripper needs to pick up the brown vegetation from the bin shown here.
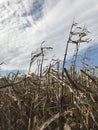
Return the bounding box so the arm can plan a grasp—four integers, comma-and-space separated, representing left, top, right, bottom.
0, 22, 98, 130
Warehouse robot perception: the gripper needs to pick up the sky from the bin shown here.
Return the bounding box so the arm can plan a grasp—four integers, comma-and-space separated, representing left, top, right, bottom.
0, 0, 98, 72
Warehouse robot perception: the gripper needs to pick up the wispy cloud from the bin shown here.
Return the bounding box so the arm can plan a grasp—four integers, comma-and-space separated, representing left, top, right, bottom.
0, 0, 98, 71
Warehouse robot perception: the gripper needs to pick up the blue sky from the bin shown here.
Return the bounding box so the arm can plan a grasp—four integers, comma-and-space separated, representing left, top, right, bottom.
0, 0, 98, 72
65, 43, 98, 69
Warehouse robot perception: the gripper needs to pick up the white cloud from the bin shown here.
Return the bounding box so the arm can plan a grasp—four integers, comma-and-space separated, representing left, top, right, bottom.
0, 0, 98, 71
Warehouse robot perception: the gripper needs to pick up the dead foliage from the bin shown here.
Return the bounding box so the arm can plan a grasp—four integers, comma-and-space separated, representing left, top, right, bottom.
0, 22, 98, 130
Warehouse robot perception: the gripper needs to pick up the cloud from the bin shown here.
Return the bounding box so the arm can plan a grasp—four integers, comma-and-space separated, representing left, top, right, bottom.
0, 0, 98, 71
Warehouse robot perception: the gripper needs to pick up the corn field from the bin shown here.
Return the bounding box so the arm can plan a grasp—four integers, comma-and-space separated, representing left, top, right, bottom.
0, 22, 98, 130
